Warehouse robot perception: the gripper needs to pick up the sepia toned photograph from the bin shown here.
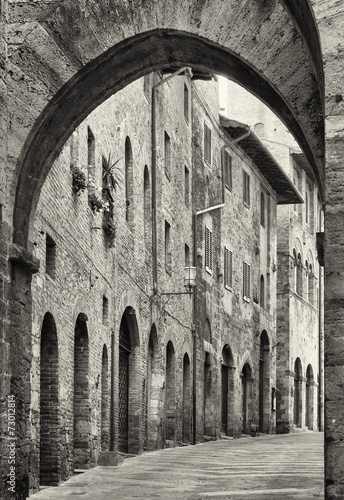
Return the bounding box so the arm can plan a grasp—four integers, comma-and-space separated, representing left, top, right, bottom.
1, 1, 338, 499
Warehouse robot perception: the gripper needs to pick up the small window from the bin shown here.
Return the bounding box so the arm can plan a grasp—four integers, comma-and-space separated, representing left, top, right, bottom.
184, 84, 189, 123
243, 171, 250, 206
224, 247, 233, 289
165, 221, 172, 274
260, 192, 265, 227
243, 261, 251, 301
185, 244, 190, 267
205, 226, 213, 274
46, 234, 56, 279
224, 151, 232, 190
164, 131, 171, 180
102, 296, 109, 325
260, 275, 265, 308
184, 166, 190, 206
204, 123, 212, 166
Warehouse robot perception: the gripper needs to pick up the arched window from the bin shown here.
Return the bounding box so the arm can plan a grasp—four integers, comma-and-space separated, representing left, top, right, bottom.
143, 166, 151, 249
293, 249, 297, 293
260, 275, 265, 308
260, 192, 265, 227
125, 137, 134, 228
305, 260, 309, 302
297, 253, 303, 296
308, 263, 314, 304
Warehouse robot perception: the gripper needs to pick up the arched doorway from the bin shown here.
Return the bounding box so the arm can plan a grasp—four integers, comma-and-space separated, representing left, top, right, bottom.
118, 307, 141, 454
101, 345, 109, 451
146, 325, 161, 450
40, 312, 59, 485
221, 344, 233, 436
306, 364, 314, 430
294, 358, 303, 428
165, 341, 176, 443
74, 313, 90, 469
118, 313, 131, 454
259, 331, 270, 434
241, 363, 252, 434
182, 353, 192, 444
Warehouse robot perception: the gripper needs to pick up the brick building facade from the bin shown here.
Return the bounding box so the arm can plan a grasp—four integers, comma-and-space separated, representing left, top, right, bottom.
27, 71, 302, 491
223, 80, 324, 434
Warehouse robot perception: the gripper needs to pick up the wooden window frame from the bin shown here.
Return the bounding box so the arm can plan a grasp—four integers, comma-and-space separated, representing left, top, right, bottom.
224, 246, 233, 290
205, 226, 213, 274
243, 261, 251, 301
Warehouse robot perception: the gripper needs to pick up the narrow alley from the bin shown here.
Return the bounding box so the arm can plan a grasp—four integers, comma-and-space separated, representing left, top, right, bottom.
29, 432, 324, 500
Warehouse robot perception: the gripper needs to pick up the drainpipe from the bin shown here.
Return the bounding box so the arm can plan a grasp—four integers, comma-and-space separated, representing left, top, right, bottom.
192, 148, 228, 444
318, 263, 322, 431
151, 67, 187, 295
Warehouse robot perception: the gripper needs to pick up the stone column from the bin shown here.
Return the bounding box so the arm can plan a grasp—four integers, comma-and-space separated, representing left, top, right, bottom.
314, 2, 344, 497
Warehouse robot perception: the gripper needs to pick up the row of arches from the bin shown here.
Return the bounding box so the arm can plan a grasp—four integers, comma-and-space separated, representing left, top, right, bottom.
292, 248, 316, 304
38, 308, 273, 484
293, 358, 315, 429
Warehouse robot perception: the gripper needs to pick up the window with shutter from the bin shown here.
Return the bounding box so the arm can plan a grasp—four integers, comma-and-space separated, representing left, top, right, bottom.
243, 171, 250, 206
204, 123, 211, 166
224, 151, 232, 189
205, 226, 213, 274
243, 261, 251, 301
224, 247, 233, 289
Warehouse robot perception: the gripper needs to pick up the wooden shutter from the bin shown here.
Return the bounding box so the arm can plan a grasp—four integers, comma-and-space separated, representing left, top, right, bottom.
205, 227, 213, 273
243, 261, 250, 300
224, 152, 232, 188
224, 247, 233, 289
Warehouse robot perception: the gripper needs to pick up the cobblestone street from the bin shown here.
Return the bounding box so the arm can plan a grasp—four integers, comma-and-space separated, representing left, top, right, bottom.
29, 432, 324, 500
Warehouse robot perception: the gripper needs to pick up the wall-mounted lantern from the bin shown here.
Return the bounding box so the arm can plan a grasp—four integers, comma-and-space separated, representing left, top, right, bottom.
184, 266, 197, 293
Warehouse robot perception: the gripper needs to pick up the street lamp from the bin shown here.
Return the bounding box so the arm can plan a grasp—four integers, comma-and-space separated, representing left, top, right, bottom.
160, 266, 197, 296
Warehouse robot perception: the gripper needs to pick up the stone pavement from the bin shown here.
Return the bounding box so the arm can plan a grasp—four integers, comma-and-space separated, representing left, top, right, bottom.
29, 433, 324, 499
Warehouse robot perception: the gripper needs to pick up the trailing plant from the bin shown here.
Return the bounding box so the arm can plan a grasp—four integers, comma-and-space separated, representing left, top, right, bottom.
71, 165, 87, 194
103, 217, 116, 242
88, 192, 110, 214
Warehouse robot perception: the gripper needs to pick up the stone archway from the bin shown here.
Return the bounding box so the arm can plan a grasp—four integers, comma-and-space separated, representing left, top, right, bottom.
293, 358, 303, 428
221, 344, 234, 436
2, 1, 335, 497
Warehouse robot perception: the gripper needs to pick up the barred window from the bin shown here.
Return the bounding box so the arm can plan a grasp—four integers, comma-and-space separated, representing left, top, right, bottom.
224, 151, 232, 189
205, 226, 213, 274
204, 123, 211, 166
243, 261, 251, 301
243, 171, 250, 206
224, 247, 233, 289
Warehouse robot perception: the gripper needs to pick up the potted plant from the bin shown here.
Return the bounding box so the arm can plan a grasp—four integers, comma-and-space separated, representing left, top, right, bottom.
71, 165, 87, 194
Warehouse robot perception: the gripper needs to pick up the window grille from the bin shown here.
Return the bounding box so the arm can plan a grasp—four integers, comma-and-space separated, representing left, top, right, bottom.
224, 247, 233, 289
205, 226, 213, 273
243, 171, 250, 206
204, 123, 212, 166
224, 151, 232, 189
243, 261, 251, 301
